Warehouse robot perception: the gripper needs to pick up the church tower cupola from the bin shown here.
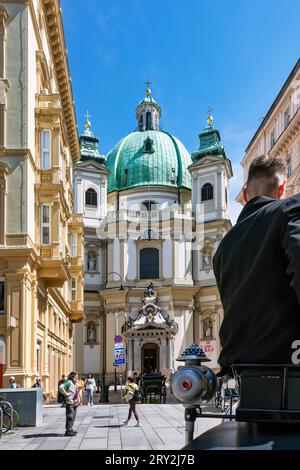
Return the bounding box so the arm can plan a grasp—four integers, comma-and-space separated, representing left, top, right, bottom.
79, 111, 106, 164
192, 115, 227, 162
136, 81, 161, 131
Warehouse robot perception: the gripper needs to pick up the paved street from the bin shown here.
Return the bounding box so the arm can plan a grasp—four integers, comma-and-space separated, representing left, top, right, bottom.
0, 403, 221, 450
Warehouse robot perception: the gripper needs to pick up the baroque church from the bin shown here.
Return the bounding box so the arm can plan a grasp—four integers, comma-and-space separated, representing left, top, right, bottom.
73, 86, 233, 383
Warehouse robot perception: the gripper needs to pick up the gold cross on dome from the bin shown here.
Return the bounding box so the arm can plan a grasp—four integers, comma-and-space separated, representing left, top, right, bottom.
145, 80, 152, 96
84, 110, 92, 129
207, 105, 213, 116
85, 110, 92, 122
206, 105, 213, 125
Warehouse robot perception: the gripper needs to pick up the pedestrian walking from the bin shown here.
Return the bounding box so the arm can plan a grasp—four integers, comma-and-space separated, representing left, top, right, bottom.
59, 371, 80, 436
32, 376, 42, 388
77, 376, 85, 405
85, 373, 96, 406
122, 376, 142, 427
9, 376, 17, 389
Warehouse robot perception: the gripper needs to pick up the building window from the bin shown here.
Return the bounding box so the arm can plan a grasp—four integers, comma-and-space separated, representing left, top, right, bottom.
85, 188, 97, 207
143, 137, 154, 153
71, 233, 77, 257
284, 108, 290, 129
40, 130, 51, 169
201, 183, 214, 202
270, 130, 276, 148
0, 281, 4, 313
146, 111, 152, 130
140, 248, 159, 279
287, 158, 292, 178
41, 204, 51, 245
71, 278, 77, 301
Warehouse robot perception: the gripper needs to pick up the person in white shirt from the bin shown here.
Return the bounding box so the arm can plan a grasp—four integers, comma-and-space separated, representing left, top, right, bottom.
85, 373, 96, 406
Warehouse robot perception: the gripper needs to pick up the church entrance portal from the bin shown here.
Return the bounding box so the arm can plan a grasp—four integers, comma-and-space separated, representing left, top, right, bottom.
142, 343, 159, 373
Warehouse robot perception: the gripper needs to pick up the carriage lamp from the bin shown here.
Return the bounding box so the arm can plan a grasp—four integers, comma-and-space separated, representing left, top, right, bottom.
172, 343, 217, 405
172, 343, 217, 445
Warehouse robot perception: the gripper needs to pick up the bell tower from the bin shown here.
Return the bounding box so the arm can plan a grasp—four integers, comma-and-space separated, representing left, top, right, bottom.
189, 114, 233, 285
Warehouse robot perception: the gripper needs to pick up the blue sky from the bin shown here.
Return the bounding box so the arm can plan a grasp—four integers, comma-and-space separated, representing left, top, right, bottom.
61, 0, 300, 222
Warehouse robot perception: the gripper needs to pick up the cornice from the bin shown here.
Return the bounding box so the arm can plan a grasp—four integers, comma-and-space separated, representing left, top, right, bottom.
42, 0, 80, 162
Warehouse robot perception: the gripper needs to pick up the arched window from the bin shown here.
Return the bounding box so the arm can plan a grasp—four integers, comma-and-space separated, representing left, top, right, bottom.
85, 188, 97, 207
201, 183, 214, 202
140, 248, 159, 279
146, 112, 152, 130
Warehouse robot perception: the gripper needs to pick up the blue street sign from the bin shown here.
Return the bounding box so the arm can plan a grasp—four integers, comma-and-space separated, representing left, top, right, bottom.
114, 345, 126, 366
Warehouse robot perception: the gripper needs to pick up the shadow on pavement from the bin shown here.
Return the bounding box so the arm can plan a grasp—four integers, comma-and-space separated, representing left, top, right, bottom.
23, 433, 64, 439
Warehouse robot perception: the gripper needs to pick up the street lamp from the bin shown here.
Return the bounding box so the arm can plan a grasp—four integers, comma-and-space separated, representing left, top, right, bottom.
114, 310, 127, 391
99, 271, 125, 403
106, 272, 125, 391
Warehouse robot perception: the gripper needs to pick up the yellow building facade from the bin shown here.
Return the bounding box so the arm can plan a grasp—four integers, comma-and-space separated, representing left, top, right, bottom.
237, 59, 300, 202
0, 0, 84, 398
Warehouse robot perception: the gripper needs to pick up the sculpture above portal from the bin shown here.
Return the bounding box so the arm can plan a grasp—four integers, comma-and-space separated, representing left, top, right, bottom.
122, 283, 178, 334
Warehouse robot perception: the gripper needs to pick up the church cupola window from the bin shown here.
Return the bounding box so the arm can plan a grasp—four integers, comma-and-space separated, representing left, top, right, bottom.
201, 183, 214, 202
146, 112, 152, 130
140, 248, 159, 279
85, 187, 98, 207
139, 115, 144, 131
143, 137, 154, 154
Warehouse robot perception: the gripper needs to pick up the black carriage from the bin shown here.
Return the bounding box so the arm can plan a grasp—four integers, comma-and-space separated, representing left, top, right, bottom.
140, 373, 167, 404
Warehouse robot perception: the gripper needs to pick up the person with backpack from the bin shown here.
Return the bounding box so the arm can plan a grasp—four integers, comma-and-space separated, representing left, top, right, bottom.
122, 376, 142, 427
59, 371, 80, 436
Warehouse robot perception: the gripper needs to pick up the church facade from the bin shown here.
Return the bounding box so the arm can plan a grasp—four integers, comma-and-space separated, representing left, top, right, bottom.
74, 87, 232, 383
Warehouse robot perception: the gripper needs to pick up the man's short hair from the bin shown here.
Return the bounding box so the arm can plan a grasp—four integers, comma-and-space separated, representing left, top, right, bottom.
247, 155, 287, 185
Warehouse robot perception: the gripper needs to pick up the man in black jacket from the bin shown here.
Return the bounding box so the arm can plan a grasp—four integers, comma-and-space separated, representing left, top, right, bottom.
213, 155, 300, 372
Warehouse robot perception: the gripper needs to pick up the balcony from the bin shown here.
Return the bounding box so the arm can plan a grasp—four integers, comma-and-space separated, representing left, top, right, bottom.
39, 246, 69, 288
70, 300, 84, 322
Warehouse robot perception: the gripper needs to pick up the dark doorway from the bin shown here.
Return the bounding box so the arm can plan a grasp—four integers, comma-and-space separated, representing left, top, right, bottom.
142, 343, 159, 373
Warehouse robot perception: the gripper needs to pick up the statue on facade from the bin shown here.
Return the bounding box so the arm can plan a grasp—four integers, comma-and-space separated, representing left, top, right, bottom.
203, 318, 213, 339
87, 323, 96, 343
88, 254, 97, 272
202, 248, 212, 268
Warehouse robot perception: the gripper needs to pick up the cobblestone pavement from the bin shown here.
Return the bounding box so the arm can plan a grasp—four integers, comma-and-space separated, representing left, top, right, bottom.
0, 403, 222, 450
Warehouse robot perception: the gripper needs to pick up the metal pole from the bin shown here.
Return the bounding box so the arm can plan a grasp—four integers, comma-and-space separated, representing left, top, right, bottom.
0, 407, 2, 439
114, 310, 117, 391
184, 407, 197, 446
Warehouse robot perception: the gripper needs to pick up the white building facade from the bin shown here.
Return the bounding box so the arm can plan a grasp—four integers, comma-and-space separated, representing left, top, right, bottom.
74, 89, 233, 383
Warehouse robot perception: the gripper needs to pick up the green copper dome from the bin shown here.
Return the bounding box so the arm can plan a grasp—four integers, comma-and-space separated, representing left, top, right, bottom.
106, 130, 192, 193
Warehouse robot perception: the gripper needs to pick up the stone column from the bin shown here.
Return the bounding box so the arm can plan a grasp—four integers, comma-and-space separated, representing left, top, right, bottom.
0, 163, 8, 245
0, 7, 8, 148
